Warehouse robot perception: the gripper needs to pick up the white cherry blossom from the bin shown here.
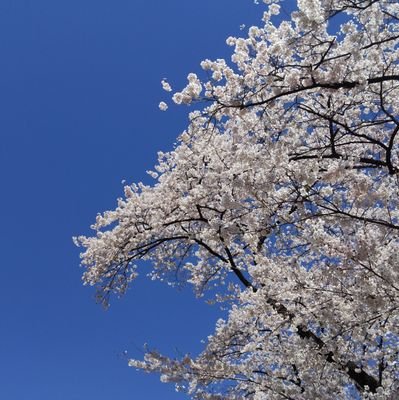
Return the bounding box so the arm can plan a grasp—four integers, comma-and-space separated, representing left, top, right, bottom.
158, 101, 168, 111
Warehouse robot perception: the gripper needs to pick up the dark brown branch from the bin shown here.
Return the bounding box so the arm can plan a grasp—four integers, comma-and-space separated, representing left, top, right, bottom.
289, 153, 387, 168
223, 245, 255, 290
239, 75, 399, 109
264, 297, 380, 392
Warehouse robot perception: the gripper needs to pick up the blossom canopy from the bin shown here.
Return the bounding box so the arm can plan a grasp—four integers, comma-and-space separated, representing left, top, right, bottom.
76, 0, 399, 398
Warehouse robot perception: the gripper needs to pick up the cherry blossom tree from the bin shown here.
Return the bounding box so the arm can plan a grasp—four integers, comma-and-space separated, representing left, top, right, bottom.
75, 0, 399, 398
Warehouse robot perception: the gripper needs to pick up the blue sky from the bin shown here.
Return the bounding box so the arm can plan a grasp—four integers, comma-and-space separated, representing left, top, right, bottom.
0, 1, 271, 399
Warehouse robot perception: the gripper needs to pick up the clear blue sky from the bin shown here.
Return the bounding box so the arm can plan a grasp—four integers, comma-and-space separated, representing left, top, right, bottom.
0, 1, 273, 399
